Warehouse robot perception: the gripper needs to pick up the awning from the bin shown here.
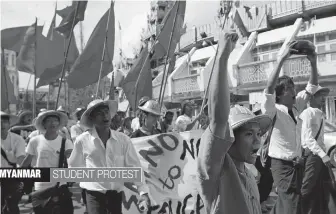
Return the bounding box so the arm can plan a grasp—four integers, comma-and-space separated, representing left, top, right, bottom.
256, 16, 336, 46
190, 45, 217, 62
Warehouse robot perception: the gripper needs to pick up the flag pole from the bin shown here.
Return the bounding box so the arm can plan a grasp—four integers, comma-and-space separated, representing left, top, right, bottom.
199, 2, 232, 112
108, 71, 115, 100
158, 2, 180, 110
33, 17, 38, 117
1, 48, 10, 112
95, 0, 114, 98
55, 2, 80, 109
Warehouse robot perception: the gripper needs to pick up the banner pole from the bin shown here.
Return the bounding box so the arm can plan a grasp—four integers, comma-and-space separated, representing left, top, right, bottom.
95, 0, 114, 98
55, 2, 80, 108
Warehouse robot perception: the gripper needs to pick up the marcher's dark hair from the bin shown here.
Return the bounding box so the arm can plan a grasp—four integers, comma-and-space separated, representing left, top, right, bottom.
122, 117, 133, 128
275, 75, 295, 103
1, 116, 10, 121
164, 111, 174, 118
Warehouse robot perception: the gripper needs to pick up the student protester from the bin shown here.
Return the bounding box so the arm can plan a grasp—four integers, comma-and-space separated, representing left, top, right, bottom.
21, 110, 73, 214
196, 31, 271, 214
68, 99, 151, 214
10, 110, 35, 141
1, 111, 26, 214
57, 106, 73, 140
118, 117, 134, 136
175, 100, 202, 132
300, 86, 336, 214
261, 40, 319, 214
159, 111, 174, 133
110, 111, 124, 130
70, 107, 87, 142
131, 99, 162, 138
131, 96, 150, 131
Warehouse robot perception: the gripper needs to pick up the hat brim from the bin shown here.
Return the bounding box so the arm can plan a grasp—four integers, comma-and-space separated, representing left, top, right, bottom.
34, 111, 68, 132
231, 114, 272, 136
80, 100, 118, 129
1, 113, 19, 127
315, 87, 330, 96
18, 111, 33, 119
138, 106, 161, 116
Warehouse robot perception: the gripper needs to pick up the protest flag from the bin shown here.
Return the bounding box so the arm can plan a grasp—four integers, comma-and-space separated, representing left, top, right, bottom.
1, 49, 17, 111
55, 0, 88, 38
121, 45, 152, 110
67, 4, 115, 89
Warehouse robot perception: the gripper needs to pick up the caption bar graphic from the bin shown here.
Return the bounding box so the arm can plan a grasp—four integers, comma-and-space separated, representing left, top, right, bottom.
0, 167, 143, 182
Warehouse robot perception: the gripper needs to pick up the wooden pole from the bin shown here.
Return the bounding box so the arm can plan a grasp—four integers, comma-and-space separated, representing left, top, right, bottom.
55, 2, 80, 108
1, 48, 10, 112
95, 0, 114, 98
33, 17, 38, 117
158, 2, 180, 110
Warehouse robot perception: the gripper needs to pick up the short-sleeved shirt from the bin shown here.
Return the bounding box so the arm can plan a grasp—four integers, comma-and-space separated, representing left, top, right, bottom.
1, 132, 26, 167
26, 135, 73, 190
197, 126, 261, 214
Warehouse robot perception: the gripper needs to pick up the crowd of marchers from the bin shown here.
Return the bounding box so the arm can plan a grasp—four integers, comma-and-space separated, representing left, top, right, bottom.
1, 31, 336, 214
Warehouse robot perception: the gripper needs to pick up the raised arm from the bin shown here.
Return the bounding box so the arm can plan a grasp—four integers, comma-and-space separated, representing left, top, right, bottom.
266, 42, 296, 94
68, 137, 85, 167
209, 31, 238, 137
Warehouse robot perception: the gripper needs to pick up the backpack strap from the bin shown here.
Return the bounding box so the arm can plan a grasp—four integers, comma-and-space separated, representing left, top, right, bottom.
315, 119, 323, 141
1, 148, 16, 168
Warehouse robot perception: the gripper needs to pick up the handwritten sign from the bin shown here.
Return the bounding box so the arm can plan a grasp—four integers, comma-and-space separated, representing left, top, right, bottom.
121, 130, 206, 214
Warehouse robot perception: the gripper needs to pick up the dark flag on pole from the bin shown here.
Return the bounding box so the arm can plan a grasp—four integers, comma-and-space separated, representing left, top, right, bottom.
55, 0, 88, 38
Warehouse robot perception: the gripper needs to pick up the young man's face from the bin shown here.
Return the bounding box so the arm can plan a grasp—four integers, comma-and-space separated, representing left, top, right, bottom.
1, 117, 10, 134
311, 91, 327, 108
145, 112, 159, 128
43, 116, 60, 132
279, 84, 297, 109
22, 114, 33, 124
164, 113, 174, 125
229, 122, 261, 164
90, 105, 111, 128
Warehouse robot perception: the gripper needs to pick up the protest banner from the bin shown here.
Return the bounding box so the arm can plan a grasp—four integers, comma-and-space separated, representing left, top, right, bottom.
116, 129, 206, 214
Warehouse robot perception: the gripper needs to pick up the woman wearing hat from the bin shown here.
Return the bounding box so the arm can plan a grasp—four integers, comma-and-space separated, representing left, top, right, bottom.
21, 110, 73, 213
131, 99, 162, 138
68, 99, 151, 213
1, 111, 26, 214
300, 86, 336, 213
196, 31, 271, 213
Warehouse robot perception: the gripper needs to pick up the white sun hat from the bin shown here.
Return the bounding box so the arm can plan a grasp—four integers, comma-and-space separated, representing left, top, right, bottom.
34, 110, 68, 132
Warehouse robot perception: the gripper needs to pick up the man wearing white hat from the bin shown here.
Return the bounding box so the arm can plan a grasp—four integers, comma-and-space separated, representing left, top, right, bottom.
21, 110, 73, 213
68, 99, 151, 214
1, 111, 26, 214
300, 86, 336, 213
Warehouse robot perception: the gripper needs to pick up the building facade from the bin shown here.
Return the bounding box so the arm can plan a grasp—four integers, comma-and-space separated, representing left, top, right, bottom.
150, 0, 336, 124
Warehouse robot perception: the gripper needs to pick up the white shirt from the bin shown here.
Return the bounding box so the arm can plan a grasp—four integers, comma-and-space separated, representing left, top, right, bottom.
300, 107, 327, 159
131, 117, 140, 131
70, 122, 87, 141
1, 132, 26, 167
26, 135, 73, 190
69, 128, 149, 196
175, 114, 193, 132
261, 83, 318, 161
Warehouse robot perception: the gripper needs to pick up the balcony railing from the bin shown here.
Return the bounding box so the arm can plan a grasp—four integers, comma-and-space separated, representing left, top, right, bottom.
172, 74, 200, 94
237, 51, 336, 87
269, 0, 336, 19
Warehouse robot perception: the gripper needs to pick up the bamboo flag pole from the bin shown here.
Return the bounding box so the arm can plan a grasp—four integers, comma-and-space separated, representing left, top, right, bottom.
95, 0, 114, 98
1, 48, 10, 111
55, 2, 80, 108
158, 2, 180, 111
108, 70, 115, 100
199, 1, 232, 112
33, 17, 38, 117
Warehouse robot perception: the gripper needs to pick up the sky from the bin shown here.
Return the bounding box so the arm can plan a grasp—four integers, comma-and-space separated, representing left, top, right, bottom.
1, 0, 220, 89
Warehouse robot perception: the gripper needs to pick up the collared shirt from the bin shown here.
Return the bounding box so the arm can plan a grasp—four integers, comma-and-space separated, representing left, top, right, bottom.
69, 128, 149, 196
261, 83, 318, 160
1, 132, 26, 167
70, 122, 86, 141
300, 107, 327, 159
197, 126, 261, 214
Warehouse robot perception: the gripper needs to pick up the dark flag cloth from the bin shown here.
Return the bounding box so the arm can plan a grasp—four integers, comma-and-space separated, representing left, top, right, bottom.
55, 0, 88, 38
67, 3, 115, 89
151, 0, 186, 60
47, 9, 57, 41
120, 45, 152, 111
